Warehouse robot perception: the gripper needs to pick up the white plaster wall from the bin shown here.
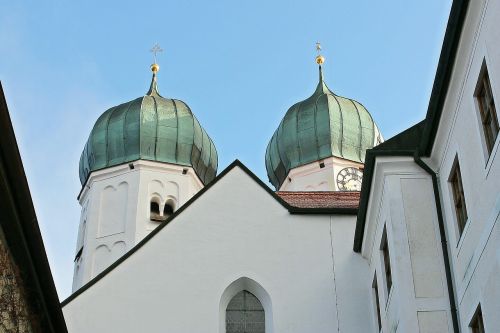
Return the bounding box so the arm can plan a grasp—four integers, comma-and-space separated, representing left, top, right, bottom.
427, 0, 500, 330
64, 166, 374, 333
132, 161, 203, 242
279, 156, 364, 191
362, 157, 453, 333
72, 201, 88, 290
72, 160, 203, 291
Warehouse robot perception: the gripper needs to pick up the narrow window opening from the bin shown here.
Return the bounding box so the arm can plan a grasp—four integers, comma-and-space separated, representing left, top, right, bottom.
75, 220, 86, 261
470, 304, 485, 333
150, 201, 161, 221
226, 290, 264, 333
319, 161, 325, 168
74, 246, 83, 262
449, 157, 468, 237
163, 202, 174, 218
475, 64, 499, 156
380, 226, 392, 298
372, 274, 382, 331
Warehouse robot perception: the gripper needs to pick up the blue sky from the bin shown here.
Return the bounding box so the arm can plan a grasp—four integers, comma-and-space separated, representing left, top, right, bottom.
0, 0, 452, 299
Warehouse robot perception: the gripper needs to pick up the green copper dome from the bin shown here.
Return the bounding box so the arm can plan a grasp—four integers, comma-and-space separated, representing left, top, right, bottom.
265, 67, 383, 189
79, 72, 218, 185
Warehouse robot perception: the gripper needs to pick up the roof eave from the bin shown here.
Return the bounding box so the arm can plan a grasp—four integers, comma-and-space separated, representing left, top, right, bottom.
0, 81, 68, 332
419, 0, 470, 156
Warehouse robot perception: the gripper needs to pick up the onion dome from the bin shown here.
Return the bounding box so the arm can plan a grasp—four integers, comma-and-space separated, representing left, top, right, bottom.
265, 62, 383, 189
79, 64, 218, 186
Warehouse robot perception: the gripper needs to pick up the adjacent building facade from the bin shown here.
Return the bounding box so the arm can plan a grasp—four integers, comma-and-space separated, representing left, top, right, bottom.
356, 0, 500, 331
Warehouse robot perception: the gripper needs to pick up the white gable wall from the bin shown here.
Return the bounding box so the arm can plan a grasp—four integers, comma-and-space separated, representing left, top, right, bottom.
63, 166, 374, 333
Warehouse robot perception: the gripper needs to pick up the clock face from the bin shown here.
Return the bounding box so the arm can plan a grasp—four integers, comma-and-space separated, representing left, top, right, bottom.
336, 167, 363, 191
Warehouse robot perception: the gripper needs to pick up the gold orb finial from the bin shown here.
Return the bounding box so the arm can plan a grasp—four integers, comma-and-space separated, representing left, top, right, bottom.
151, 63, 160, 73
315, 41, 325, 65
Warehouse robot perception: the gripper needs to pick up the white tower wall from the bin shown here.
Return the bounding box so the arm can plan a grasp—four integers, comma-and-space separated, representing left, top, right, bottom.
279, 156, 364, 191
72, 160, 203, 291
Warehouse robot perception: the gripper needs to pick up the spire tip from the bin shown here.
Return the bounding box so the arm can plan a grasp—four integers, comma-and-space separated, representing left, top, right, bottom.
148, 44, 163, 96
315, 42, 325, 65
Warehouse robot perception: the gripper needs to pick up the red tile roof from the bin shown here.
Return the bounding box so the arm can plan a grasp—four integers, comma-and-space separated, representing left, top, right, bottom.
276, 191, 360, 209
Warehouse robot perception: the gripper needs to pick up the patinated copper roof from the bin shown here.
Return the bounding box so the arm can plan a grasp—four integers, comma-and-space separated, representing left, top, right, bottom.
265, 66, 383, 190
79, 71, 218, 186
276, 191, 360, 209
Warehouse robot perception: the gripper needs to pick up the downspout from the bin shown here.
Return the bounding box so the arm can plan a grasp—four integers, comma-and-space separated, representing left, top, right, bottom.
414, 152, 460, 333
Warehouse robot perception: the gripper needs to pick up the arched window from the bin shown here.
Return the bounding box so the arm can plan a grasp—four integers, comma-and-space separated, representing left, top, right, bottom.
150, 201, 160, 221
226, 290, 265, 333
163, 201, 174, 218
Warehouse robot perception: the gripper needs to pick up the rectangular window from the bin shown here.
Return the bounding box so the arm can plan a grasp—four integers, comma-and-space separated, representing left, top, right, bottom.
476, 65, 499, 156
380, 226, 392, 297
372, 274, 382, 331
470, 304, 485, 333
449, 158, 468, 237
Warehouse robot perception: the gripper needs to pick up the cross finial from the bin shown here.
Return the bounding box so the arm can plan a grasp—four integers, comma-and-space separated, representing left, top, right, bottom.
315, 42, 325, 65
150, 43, 163, 74
150, 43, 163, 64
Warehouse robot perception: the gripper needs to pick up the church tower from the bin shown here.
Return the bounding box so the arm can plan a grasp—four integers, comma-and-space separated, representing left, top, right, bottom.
265, 44, 382, 191
72, 59, 218, 291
